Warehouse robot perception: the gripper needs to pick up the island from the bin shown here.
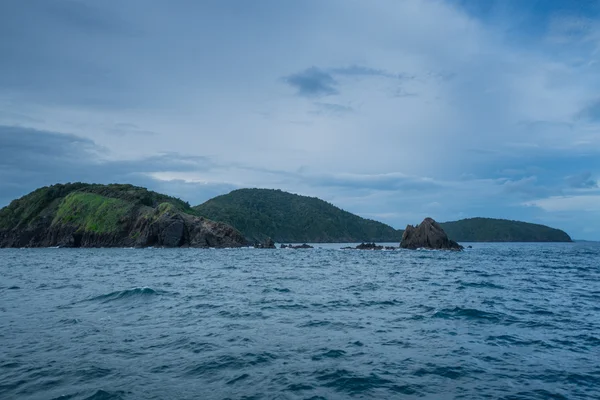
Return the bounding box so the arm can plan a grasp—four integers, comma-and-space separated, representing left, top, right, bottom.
440, 217, 572, 242
0, 183, 247, 248
194, 188, 402, 243
0, 184, 574, 247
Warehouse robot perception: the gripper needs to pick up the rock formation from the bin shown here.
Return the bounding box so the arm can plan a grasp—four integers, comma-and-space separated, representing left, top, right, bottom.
355, 242, 384, 250
400, 217, 463, 251
341, 243, 396, 250
281, 243, 313, 249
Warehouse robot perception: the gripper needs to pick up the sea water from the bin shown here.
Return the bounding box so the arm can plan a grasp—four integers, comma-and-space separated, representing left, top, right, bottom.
1, 243, 599, 399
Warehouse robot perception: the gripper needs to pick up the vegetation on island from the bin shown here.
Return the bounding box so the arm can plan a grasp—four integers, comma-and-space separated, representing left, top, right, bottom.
440, 217, 572, 242
0, 183, 245, 248
194, 188, 403, 243
0, 183, 196, 231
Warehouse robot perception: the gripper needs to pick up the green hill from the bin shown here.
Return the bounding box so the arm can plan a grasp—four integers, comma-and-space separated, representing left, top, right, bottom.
440, 217, 572, 242
0, 183, 246, 248
194, 188, 403, 243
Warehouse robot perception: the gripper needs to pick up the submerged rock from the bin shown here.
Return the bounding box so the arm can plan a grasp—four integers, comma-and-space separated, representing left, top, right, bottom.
400, 217, 463, 251
342, 242, 392, 250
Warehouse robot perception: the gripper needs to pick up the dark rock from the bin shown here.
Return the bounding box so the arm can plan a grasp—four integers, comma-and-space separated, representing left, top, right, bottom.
400, 217, 463, 251
157, 214, 185, 247
282, 243, 313, 249
355, 242, 384, 250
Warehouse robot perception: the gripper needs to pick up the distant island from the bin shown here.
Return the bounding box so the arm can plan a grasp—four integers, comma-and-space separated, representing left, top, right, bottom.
0, 184, 573, 248
194, 188, 402, 243
195, 188, 572, 243
440, 217, 572, 242
0, 183, 246, 248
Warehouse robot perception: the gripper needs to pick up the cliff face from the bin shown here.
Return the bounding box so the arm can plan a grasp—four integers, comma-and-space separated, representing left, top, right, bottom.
0, 184, 247, 248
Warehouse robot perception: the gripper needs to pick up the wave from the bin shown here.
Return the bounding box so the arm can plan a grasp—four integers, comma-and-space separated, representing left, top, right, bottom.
298, 320, 365, 329
86, 287, 166, 303
500, 389, 569, 400
83, 389, 126, 400
456, 280, 505, 290
433, 307, 509, 323
311, 349, 347, 361
184, 352, 277, 376
314, 368, 394, 394
413, 365, 479, 380
485, 334, 555, 349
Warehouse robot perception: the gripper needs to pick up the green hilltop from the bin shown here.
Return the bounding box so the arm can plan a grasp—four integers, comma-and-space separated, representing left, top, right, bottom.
194, 188, 403, 243
0, 183, 194, 232
440, 217, 572, 242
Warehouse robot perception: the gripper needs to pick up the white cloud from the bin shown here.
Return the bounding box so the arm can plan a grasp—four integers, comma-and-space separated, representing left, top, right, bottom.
525, 195, 600, 212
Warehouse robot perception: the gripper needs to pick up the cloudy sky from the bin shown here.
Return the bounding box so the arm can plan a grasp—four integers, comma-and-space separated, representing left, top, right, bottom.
1, 0, 600, 239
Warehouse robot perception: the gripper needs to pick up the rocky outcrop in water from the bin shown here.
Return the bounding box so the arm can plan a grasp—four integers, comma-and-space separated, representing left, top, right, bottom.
341, 243, 397, 250
356, 242, 384, 250
281, 243, 314, 249
400, 217, 463, 251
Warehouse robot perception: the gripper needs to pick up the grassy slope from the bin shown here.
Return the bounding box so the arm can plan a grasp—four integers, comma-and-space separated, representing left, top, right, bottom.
194, 188, 402, 243
440, 217, 572, 242
52, 193, 134, 233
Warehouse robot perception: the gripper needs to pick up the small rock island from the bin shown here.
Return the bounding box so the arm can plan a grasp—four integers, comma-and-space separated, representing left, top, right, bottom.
400, 217, 463, 251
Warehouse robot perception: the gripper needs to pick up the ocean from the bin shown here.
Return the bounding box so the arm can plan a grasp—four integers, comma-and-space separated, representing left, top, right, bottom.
1, 243, 599, 399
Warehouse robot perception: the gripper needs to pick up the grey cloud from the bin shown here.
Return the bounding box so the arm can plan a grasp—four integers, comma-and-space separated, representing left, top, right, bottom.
577, 98, 600, 122
0, 125, 216, 207
330, 65, 394, 78
107, 123, 158, 137
0, 110, 44, 124
0, 1, 138, 109
283, 67, 339, 97
391, 88, 418, 98
3, 124, 443, 210
565, 171, 598, 188
330, 65, 413, 80
303, 173, 442, 192
284, 65, 414, 98
41, 0, 133, 35
501, 176, 555, 198
312, 102, 354, 115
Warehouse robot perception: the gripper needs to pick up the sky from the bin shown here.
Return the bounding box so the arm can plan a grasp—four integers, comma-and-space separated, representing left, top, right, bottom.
1, 0, 600, 239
